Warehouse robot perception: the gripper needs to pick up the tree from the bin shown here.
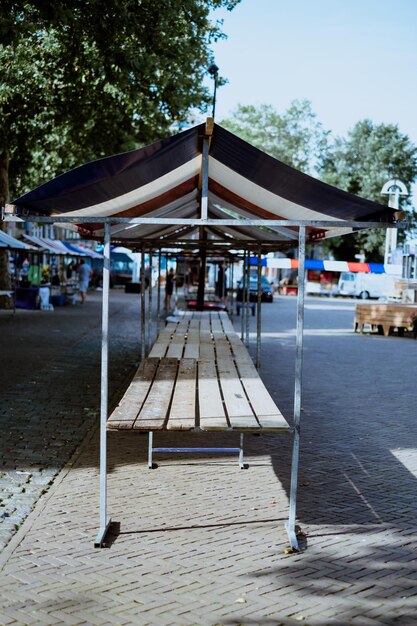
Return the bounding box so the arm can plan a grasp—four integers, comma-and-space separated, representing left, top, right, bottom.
220, 100, 330, 173
1, 0, 241, 198
320, 120, 417, 261
0, 0, 240, 293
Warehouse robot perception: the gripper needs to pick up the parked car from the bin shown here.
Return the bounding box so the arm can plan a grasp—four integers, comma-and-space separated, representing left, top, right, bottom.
90, 252, 134, 288
236, 276, 274, 315
337, 271, 400, 300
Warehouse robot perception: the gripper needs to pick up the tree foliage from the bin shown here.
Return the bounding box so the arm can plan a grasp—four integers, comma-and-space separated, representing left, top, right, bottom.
0, 0, 240, 200
220, 100, 330, 173
221, 104, 417, 262
320, 120, 417, 261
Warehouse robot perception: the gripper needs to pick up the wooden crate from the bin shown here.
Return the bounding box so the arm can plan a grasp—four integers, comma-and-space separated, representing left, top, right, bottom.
354, 303, 417, 337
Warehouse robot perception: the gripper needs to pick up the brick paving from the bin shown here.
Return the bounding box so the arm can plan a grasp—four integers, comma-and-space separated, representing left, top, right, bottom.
1, 294, 417, 625
0, 291, 143, 551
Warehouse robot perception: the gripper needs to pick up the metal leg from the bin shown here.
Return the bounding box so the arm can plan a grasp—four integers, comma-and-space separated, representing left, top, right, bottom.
148, 431, 153, 469
239, 433, 244, 469
140, 248, 146, 359
245, 250, 250, 347
241, 250, 246, 339
285, 226, 306, 552
285, 429, 300, 550
148, 250, 153, 354
95, 222, 112, 548
230, 258, 234, 316
256, 247, 262, 369
157, 249, 161, 331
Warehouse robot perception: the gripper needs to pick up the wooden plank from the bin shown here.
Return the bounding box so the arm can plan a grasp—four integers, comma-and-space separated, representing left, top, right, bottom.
210, 317, 222, 332
214, 336, 232, 358
184, 343, 199, 358
171, 332, 187, 343
199, 341, 215, 360
217, 357, 258, 429
166, 343, 184, 359
133, 358, 178, 429
236, 360, 290, 431
186, 329, 200, 342
149, 342, 168, 358
199, 317, 211, 332
107, 358, 159, 429
167, 359, 197, 430
198, 360, 228, 430
219, 311, 234, 332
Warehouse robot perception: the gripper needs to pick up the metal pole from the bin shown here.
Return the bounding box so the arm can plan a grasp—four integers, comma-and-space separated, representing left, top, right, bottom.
245, 250, 250, 347
256, 247, 262, 369
148, 432, 153, 469
148, 249, 153, 353
286, 226, 306, 551
212, 74, 218, 119
241, 250, 246, 340
165, 253, 169, 311
201, 137, 209, 220
230, 258, 234, 317
197, 230, 207, 310
94, 222, 112, 547
140, 248, 146, 360
157, 249, 161, 331
239, 433, 244, 469
175, 255, 179, 312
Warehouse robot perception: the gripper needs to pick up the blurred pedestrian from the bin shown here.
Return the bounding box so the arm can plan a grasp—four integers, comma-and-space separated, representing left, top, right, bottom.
164, 268, 175, 311
78, 259, 92, 304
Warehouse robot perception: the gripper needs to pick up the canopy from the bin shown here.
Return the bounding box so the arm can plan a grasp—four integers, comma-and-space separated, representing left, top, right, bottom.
23, 234, 70, 254
63, 242, 102, 258
11, 121, 395, 250
0, 230, 34, 250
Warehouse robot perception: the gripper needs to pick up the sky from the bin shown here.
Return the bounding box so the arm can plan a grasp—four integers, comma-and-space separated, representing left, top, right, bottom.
205, 0, 417, 162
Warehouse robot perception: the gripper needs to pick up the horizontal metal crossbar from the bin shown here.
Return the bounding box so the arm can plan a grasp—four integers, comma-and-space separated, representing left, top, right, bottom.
152, 447, 241, 453
2, 214, 402, 229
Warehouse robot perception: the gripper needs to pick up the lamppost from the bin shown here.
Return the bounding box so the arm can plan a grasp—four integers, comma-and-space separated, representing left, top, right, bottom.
381, 179, 408, 265
208, 63, 219, 120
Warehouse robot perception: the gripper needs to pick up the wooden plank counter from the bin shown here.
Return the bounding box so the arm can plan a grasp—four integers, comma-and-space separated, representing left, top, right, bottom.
107, 311, 290, 433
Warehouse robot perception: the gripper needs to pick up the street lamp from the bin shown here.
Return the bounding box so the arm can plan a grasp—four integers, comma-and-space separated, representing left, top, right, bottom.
381, 179, 408, 265
208, 63, 219, 120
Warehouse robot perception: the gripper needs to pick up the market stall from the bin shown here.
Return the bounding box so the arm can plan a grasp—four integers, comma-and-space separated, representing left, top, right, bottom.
4, 119, 399, 550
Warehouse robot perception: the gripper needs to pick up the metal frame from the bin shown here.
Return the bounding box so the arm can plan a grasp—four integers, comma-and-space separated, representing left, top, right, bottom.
94, 223, 112, 547
4, 214, 399, 229
148, 432, 245, 470
245, 249, 250, 347
285, 226, 306, 551
140, 248, 146, 359
256, 247, 262, 370
3, 209, 397, 551
147, 249, 153, 354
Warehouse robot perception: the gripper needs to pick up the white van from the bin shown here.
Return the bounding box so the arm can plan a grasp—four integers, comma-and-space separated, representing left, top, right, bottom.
337, 272, 400, 299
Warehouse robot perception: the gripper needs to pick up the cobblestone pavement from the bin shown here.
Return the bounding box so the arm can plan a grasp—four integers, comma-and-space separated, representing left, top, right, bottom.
1, 294, 417, 625
0, 291, 143, 551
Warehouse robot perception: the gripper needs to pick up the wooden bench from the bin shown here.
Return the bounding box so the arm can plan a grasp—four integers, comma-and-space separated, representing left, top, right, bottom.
107, 311, 290, 466
354, 303, 417, 337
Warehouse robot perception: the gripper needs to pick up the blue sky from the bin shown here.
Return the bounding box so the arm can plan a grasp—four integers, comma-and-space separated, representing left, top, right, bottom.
207, 0, 417, 154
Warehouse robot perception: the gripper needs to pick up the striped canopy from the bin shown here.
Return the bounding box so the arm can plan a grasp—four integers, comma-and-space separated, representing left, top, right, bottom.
12, 121, 395, 249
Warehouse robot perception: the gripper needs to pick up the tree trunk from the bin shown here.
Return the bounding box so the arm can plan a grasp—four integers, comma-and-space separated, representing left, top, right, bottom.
0, 146, 12, 302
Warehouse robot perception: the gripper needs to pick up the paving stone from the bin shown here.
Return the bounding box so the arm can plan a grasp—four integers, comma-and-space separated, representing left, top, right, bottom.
1, 295, 417, 624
